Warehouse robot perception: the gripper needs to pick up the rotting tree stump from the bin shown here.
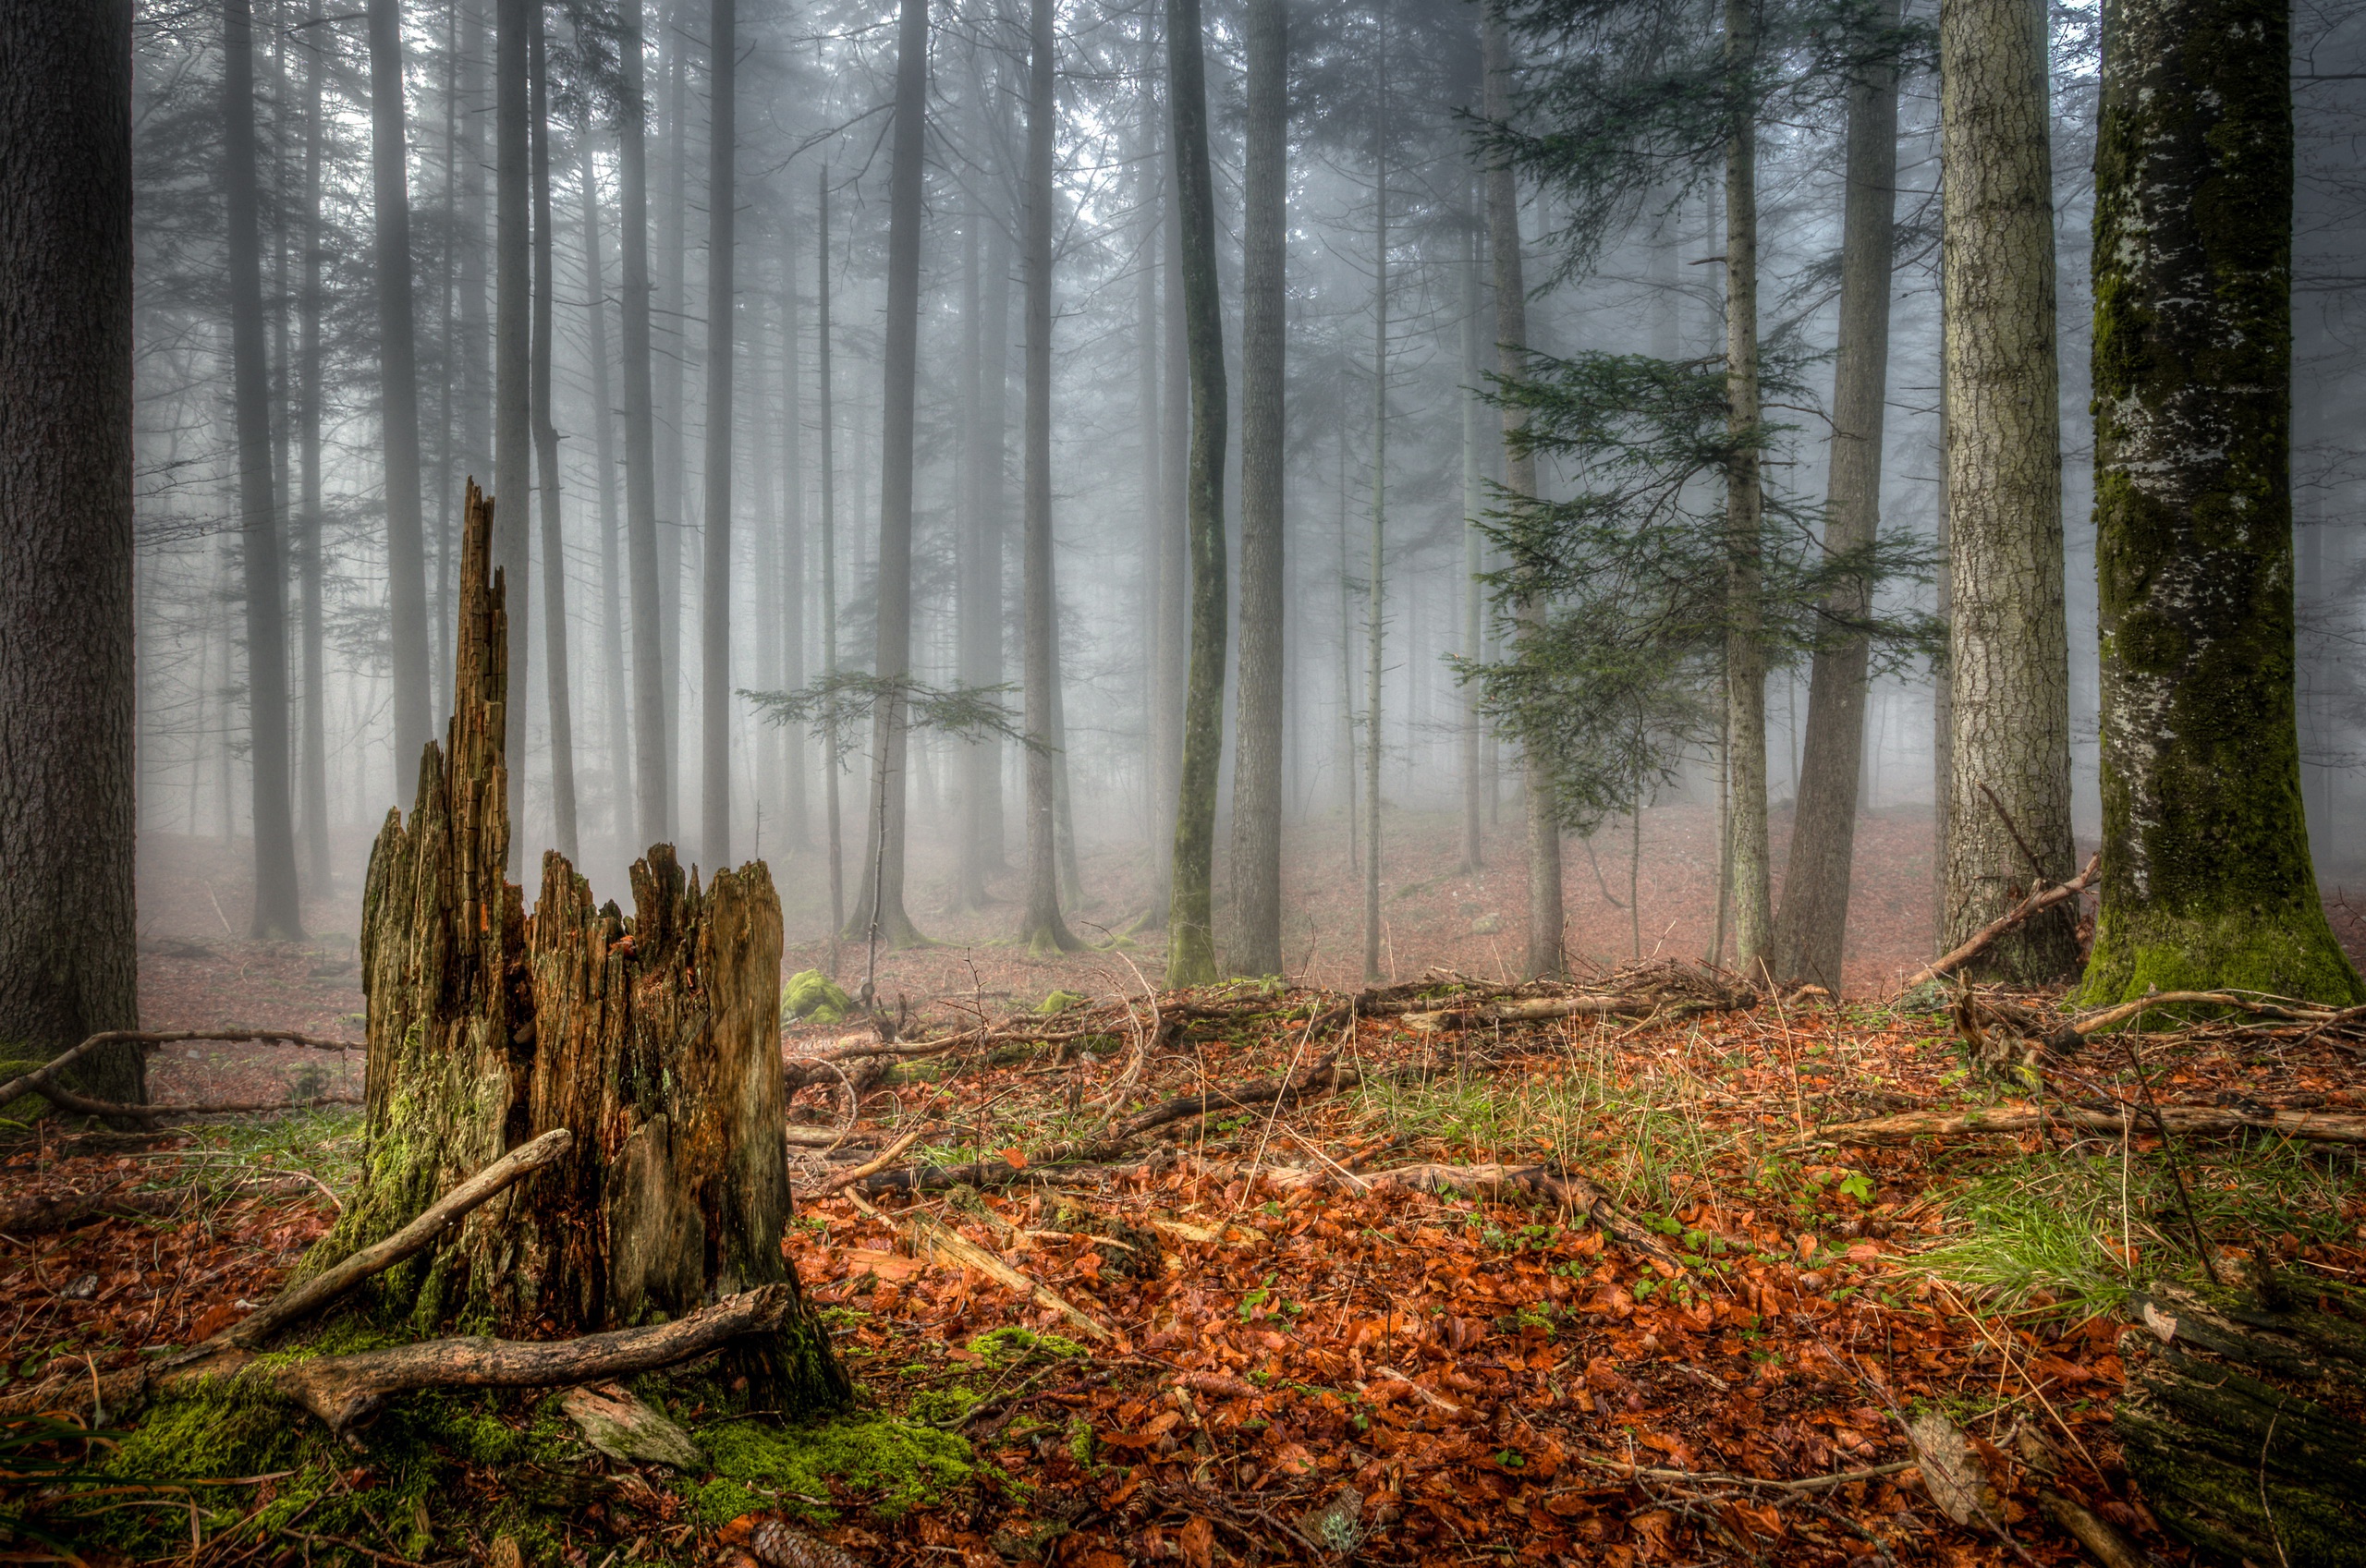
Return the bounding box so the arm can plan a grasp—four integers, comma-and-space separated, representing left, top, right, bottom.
294, 480, 847, 1416
2116, 1275, 2366, 1566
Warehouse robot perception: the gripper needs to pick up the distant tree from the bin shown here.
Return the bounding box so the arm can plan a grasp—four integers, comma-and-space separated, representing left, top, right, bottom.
298, 5, 331, 892
617, 0, 668, 851
1938, 0, 2077, 980
2079, 0, 2362, 1003
0, 0, 143, 1104
1363, 38, 1392, 986
1164, 0, 1230, 988
531, 13, 580, 862
701, 0, 738, 868
369, 0, 433, 777
494, 0, 533, 859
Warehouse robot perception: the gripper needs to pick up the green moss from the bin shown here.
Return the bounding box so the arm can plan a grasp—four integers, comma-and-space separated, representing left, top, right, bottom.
784, 970, 853, 1025
1036, 990, 1088, 1015
0, 1059, 54, 1125
2079, 903, 2364, 1011
694, 1414, 970, 1524
965, 1328, 1090, 1369
907, 1383, 982, 1425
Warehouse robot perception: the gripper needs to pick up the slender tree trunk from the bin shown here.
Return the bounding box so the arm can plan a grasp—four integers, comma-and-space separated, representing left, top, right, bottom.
1230, 0, 1287, 978
578, 106, 629, 847
819, 167, 845, 951
1938, 0, 2079, 980
226, 0, 305, 940
494, 0, 532, 861
957, 202, 991, 911
848, 0, 930, 950
1338, 420, 1358, 877
657, 7, 687, 833
2082, 0, 2360, 1002
453, 0, 490, 682
1720, 0, 1771, 978
1459, 204, 1484, 875
1770, 0, 1900, 990
530, 17, 579, 863
300, 7, 331, 892
1136, 122, 1163, 856
1148, 135, 1189, 929
1019, 0, 1079, 954
779, 222, 809, 850
370, 0, 433, 777
1163, 0, 1228, 987
618, 0, 667, 850
432, 0, 459, 720
1482, 2, 1559, 978
0, 0, 143, 1103
979, 208, 1013, 873
1933, 378, 1952, 942
1363, 48, 1388, 986
701, 0, 737, 868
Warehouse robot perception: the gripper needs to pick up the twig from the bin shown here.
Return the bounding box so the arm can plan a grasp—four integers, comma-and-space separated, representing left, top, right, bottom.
1891, 854, 2100, 997
811, 1126, 927, 1195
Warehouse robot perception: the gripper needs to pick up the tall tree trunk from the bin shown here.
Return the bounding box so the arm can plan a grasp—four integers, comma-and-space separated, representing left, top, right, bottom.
432, 0, 460, 721
778, 223, 809, 850
1482, 2, 1560, 978
701, 0, 737, 868
1230, 0, 1287, 978
1135, 138, 1163, 857
226, 0, 305, 940
578, 105, 629, 848
848, 0, 930, 951
1019, 0, 1079, 954
1163, 0, 1228, 988
657, 6, 688, 836
1938, 0, 2078, 980
530, 17, 579, 863
1932, 376, 1952, 942
957, 201, 992, 911
1459, 204, 1484, 876
819, 167, 845, 948
371, 0, 433, 777
494, 0, 533, 862
1720, 0, 1771, 978
1148, 125, 1189, 929
300, 6, 332, 893
979, 206, 1014, 874
618, 0, 667, 851
1362, 45, 1388, 987
454, 0, 490, 687
1338, 421, 1358, 875
0, 0, 143, 1104
2081, 0, 2360, 1003
1770, 0, 1901, 990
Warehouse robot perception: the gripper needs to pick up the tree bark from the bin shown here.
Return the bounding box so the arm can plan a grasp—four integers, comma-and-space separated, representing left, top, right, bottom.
1460, 204, 1485, 876
1364, 47, 1389, 987
299, 8, 331, 893
1019, 0, 1079, 955
371, 0, 434, 779
618, 0, 668, 851
1721, 0, 1772, 978
819, 167, 845, 945
1230, 0, 1287, 978
957, 199, 992, 912
1164, 0, 1229, 988
701, 0, 738, 869
2080, 0, 2360, 1003
778, 223, 810, 850
530, 17, 579, 865
304, 482, 847, 1417
1938, 0, 2079, 980
1482, 2, 1561, 978
494, 0, 533, 862
578, 105, 630, 848
0, 0, 142, 1105
848, 0, 931, 951
1771, 0, 1901, 991
225, 0, 305, 941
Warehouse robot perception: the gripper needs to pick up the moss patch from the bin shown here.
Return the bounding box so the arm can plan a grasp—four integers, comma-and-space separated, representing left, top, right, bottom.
0, 1059, 54, 1126
2078, 903, 2365, 1011
784, 970, 853, 1026
694, 1414, 970, 1524
966, 1327, 1090, 1369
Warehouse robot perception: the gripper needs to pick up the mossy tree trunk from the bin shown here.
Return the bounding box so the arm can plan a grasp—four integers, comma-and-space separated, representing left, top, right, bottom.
305, 482, 847, 1416
2080, 0, 2362, 1005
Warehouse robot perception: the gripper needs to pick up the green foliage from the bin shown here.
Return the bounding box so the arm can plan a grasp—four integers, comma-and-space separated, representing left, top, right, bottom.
1035, 990, 1088, 1015
965, 1328, 1090, 1369
694, 1414, 970, 1524
785, 969, 854, 1025
741, 671, 1041, 766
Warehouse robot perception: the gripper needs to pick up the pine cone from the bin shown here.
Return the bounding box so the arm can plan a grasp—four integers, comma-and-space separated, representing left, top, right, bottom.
726, 1516, 865, 1568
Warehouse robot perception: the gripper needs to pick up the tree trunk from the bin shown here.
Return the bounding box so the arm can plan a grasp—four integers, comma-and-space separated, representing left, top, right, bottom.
301, 481, 846, 1416
371, 0, 434, 779
848, 0, 930, 951
1770, 0, 1900, 991
957, 200, 992, 912
1230, 0, 1287, 978
1148, 123, 1190, 930
618, 0, 668, 852
578, 104, 630, 849
300, 11, 332, 893
819, 167, 845, 946
1482, 2, 1560, 978
657, 8, 688, 836
1460, 204, 1485, 877
226, 0, 305, 941
0, 0, 142, 1106
979, 207, 1014, 875
701, 0, 738, 869
1136, 122, 1164, 867
494, 0, 533, 862
1720, 0, 1771, 978
454, 0, 491, 682
1019, 0, 1079, 955
1938, 0, 2079, 981
2079, 0, 2360, 1003
530, 17, 579, 865
1164, 0, 1229, 989
1363, 47, 1388, 988
779, 223, 810, 850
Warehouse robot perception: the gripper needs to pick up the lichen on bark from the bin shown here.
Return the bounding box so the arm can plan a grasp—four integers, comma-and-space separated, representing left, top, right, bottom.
2081, 0, 2361, 1005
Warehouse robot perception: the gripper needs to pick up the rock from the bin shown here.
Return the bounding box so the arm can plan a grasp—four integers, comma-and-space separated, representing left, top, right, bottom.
559, 1382, 704, 1470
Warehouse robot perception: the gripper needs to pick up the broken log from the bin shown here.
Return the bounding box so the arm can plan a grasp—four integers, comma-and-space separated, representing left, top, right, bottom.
1892, 853, 2100, 999
1805, 1103, 2366, 1147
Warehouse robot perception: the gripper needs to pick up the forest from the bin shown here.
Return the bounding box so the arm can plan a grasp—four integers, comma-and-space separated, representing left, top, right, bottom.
4, 0, 2366, 1561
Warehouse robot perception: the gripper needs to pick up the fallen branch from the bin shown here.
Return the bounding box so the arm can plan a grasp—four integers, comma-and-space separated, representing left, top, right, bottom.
1348, 1162, 1682, 1266
1891, 854, 2099, 998
1399, 994, 1708, 1030
226, 1127, 572, 1349
904, 1211, 1112, 1342
0, 1188, 183, 1234
809, 1126, 926, 1196
1804, 1103, 2366, 1147
1574, 1453, 1916, 1493
0, 1030, 365, 1122
2067, 990, 2359, 1038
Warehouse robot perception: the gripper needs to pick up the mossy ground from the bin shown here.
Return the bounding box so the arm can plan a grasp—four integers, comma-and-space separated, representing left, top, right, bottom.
2078, 903, 2366, 1010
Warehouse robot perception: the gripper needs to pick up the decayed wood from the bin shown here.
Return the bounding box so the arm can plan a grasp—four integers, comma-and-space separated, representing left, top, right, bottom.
1807, 1103, 2366, 1146
2067, 989, 2362, 1037
905, 1211, 1112, 1341
229, 1128, 571, 1349
1400, 995, 1688, 1030
1893, 852, 2098, 998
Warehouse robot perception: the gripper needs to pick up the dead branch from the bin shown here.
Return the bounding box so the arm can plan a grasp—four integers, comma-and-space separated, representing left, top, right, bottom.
226, 1128, 572, 1349
2067, 990, 2361, 1038
0, 1029, 365, 1122
1346, 1162, 1683, 1266
1398, 994, 1707, 1030
1805, 1103, 2366, 1146
809, 1126, 926, 1196
0, 1188, 184, 1234
1891, 853, 2100, 998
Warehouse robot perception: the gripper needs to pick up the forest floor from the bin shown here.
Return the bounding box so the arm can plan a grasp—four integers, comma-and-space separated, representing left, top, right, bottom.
6, 819, 2365, 1564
